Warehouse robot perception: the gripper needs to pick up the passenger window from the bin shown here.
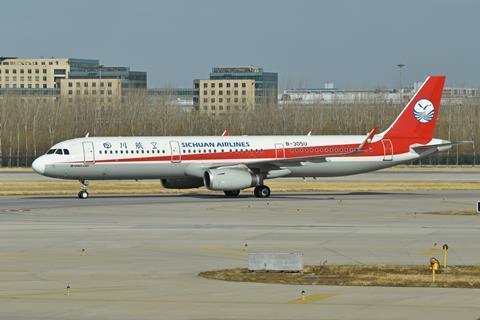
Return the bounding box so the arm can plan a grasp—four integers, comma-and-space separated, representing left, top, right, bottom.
99, 150, 102, 154
47, 149, 56, 154
55, 149, 63, 155
63, 149, 69, 155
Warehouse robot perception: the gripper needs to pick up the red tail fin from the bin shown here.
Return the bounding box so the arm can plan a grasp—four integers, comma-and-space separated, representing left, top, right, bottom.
382, 75, 445, 143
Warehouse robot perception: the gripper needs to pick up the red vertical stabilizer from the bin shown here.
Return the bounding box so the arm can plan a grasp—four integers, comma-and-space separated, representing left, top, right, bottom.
382, 75, 445, 144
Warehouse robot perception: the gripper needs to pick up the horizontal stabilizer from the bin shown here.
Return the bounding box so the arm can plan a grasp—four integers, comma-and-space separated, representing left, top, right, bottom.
411, 141, 472, 155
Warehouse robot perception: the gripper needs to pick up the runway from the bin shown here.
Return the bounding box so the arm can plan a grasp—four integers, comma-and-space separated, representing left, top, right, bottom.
1, 189, 480, 319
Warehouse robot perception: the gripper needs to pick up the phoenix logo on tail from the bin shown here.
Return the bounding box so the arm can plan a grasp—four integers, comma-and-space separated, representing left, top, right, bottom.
413, 99, 435, 123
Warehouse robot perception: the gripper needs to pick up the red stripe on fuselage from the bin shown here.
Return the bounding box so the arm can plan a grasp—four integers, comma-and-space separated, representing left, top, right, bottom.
64, 140, 404, 164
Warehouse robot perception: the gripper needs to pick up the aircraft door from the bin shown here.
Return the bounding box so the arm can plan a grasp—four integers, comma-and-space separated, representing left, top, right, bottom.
275, 143, 285, 158
82, 141, 95, 165
382, 139, 393, 161
170, 141, 181, 163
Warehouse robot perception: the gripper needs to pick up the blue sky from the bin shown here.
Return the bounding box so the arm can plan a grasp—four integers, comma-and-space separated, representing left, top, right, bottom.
2, 0, 479, 89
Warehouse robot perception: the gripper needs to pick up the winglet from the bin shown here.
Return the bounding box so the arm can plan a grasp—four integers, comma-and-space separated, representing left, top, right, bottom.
358, 128, 378, 150
221, 129, 230, 136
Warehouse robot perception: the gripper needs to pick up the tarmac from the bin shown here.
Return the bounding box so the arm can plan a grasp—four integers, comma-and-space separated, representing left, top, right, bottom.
0, 170, 480, 319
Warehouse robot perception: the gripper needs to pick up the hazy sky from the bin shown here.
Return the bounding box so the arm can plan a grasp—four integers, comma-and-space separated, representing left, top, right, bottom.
2, 0, 479, 89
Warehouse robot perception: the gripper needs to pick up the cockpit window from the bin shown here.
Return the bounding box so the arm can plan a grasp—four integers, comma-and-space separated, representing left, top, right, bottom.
47, 149, 56, 154
55, 149, 63, 155
63, 149, 70, 155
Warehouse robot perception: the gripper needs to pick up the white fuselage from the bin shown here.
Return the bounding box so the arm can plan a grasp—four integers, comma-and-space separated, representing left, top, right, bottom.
32, 135, 426, 181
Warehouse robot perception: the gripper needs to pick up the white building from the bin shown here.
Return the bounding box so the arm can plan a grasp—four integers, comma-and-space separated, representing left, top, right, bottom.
280, 82, 480, 106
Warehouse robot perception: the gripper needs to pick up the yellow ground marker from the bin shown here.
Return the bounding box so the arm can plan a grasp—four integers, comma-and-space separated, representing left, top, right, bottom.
289, 293, 335, 304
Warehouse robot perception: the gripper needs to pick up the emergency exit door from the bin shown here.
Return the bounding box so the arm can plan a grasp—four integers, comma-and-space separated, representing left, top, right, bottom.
382, 139, 393, 161
275, 143, 285, 158
170, 141, 181, 163
82, 141, 95, 165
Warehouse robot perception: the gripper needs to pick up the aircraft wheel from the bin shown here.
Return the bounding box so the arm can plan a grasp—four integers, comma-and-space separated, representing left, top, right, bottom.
224, 190, 240, 197
254, 185, 270, 198
78, 191, 89, 199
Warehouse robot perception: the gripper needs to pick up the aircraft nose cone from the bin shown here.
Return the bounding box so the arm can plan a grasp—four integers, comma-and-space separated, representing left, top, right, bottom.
32, 157, 46, 174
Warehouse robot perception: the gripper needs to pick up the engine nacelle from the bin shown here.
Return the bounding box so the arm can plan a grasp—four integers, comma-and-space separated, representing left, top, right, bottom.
203, 168, 261, 191
161, 177, 204, 189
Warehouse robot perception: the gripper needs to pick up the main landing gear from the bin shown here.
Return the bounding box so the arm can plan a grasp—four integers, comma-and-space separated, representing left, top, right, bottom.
223, 185, 271, 198
78, 179, 89, 199
253, 185, 271, 198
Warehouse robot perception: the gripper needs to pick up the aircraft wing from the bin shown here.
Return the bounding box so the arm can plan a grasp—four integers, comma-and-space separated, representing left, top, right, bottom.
184, 129, 376, 177
241, 128, 377, 169
184, 149, 365, 178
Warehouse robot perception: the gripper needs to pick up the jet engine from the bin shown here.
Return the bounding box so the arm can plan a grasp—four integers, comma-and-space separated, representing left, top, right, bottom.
161, 177, 204, 189
203, 168, 261, 191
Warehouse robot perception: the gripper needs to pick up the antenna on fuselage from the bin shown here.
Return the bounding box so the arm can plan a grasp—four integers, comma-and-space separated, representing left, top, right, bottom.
307, 131, 312, 136
85, 132, 90, 138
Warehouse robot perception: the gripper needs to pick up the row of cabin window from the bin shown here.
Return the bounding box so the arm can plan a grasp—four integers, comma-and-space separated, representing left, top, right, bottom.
182, 148, 264, 154
99, 149, 166, 155
98, 148, 265, 155
46, 149, 70, 155
292, 147, 354, 153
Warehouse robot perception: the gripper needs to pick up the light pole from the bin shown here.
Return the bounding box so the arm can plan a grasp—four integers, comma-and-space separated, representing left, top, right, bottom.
397, 64, 405, 102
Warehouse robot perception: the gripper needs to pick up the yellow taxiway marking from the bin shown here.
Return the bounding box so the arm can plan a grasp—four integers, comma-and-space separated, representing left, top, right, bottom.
289, 293, 336, 304
197, 247, 248, 257
0, 287, 144, 299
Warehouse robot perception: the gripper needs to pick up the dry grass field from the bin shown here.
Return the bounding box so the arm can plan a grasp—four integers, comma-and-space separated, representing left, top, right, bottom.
199, 265, 480, 288
0, 180, 480, 196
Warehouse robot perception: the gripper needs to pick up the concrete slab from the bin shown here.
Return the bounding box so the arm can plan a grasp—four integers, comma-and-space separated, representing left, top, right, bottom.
0, 190, 479, 319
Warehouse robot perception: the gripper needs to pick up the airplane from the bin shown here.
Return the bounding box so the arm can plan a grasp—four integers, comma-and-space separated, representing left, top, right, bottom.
32, 75, 456, 199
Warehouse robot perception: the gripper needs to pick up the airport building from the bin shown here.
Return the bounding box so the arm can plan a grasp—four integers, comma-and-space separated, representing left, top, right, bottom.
0, 57, 97, 90
193, 66, 278, 114
209, 67, 278, 106
193, 79, 256, 113
281, 82, 480, 106
0, 57, 146, 104
60, 66, 147, 104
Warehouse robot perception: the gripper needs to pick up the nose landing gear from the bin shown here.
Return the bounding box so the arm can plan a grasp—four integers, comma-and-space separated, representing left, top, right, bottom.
78, 179, 89, 199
